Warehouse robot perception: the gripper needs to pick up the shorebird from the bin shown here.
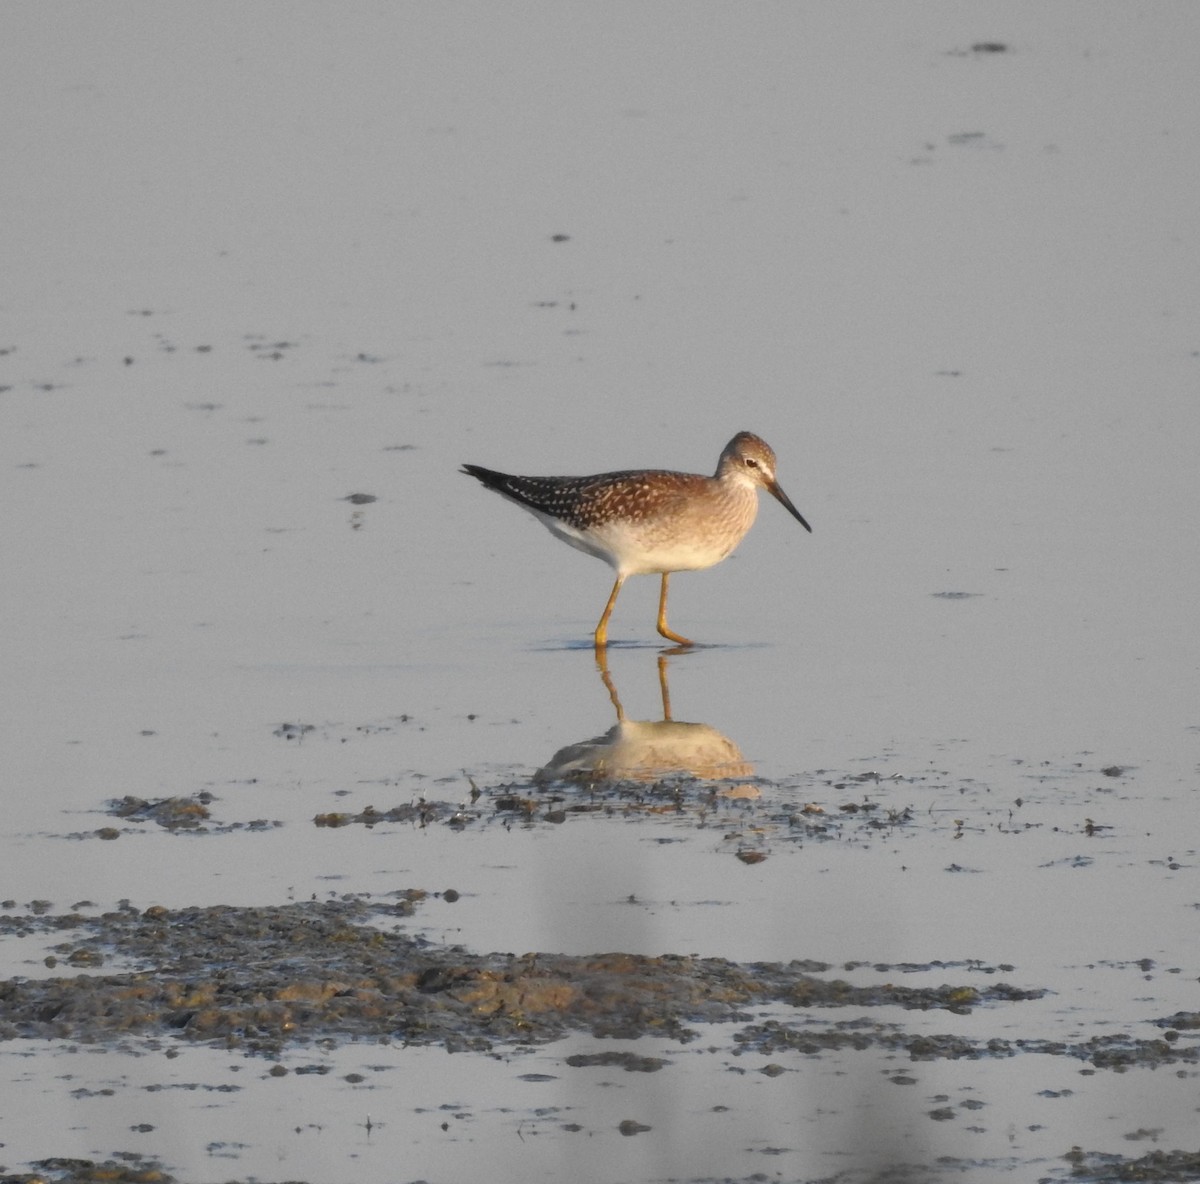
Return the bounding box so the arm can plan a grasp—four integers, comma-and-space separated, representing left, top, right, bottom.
461, 431, 811, 647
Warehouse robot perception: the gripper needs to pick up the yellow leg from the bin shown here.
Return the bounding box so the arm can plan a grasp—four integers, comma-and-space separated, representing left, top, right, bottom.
656, 572, 694, 646
594, 575, 624, 648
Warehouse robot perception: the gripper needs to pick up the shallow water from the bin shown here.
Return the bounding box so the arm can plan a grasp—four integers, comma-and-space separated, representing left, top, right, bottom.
3, 3, 1200, 1182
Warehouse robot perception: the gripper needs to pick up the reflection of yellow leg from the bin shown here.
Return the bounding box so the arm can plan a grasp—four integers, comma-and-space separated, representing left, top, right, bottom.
594, 646, 626, 722
594, 575, 624, 648
656, 572, 694, 646
657, 653, 673, 721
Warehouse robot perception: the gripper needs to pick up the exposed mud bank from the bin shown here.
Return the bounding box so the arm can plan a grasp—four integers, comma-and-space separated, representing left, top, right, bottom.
0, 896, 1041, 1058
4, 896, 1194, 1079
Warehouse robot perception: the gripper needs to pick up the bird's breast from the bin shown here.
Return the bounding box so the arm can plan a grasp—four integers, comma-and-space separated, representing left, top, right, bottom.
599, 487, 759, 575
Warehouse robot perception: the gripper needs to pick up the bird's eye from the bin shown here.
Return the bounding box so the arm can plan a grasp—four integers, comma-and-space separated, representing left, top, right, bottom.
745, 457, 759, 468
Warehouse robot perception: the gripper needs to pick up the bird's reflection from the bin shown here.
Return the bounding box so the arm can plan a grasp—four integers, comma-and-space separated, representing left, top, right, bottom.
535, 650, 752, 784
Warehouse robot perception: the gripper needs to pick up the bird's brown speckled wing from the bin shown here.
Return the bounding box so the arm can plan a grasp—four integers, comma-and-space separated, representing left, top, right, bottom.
461, 465, 701, 530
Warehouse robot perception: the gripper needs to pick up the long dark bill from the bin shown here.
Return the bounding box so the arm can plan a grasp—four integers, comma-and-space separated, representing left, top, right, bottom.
768, 481, 812, 533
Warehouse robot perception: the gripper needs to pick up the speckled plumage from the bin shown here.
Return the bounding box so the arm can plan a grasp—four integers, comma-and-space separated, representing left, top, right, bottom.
461, 432, 811, 647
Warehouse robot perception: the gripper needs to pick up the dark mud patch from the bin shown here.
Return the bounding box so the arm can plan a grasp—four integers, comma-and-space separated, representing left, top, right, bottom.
4, 896, 1190, 1076
1062, 1146, 1200, 1181
290, 752, 1136, 864
75, 739, 1136, 869
107, 794, 215, 831
310, 776, 920, 857
67, 795, 283, 840
564, 1050, 669, 1072
314, 801, 446, 828
0, 1156, 174, 1184
71, 772, 924, 852
734, 1017, 1200, 1070
0, 896, 1047, 1058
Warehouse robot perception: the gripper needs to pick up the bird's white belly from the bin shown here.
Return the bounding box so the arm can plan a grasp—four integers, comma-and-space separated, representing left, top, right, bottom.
537, 515, 740, 575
